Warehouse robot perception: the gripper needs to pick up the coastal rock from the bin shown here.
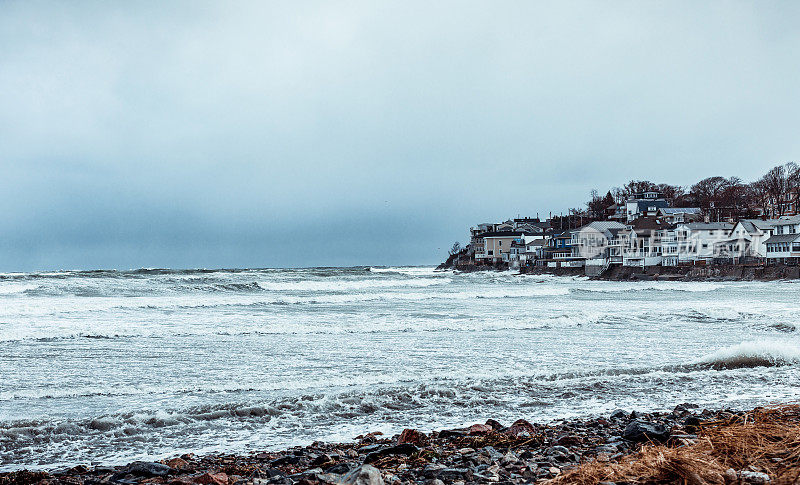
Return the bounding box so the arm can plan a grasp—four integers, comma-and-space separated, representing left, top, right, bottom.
610, 409, 627, 420
740, 470, 770, 484
363, 443, 418, 464
468, 424, 492, 435
507, 419, 535, 438
194, 471, 229, 485
167, 457, 190, 470
434, 468, 469, 481
397, 429, 426, 446
325, 463, 352, 475
485, 419, 505, 431
127, 461, 173, 477
340, 465, 384, 485
555, 434, 582, 446
622, 419, 670, 443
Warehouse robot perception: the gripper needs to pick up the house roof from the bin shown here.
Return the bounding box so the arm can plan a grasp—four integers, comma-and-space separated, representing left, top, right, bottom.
736, 219, 780, 233
513, 218, 551, 228
680, 222, 734, 230
627, 216, 673, 232
659, 207, 701, 214
764, 234, 800, 244
479, 231, 537, 238
574, 221, 627, 239
632, 200, 670, 211
774, 216, 800, 225
525, 239, 545, 247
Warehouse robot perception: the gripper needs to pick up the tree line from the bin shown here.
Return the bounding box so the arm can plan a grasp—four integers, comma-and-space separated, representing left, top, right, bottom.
583, 162, 800, 222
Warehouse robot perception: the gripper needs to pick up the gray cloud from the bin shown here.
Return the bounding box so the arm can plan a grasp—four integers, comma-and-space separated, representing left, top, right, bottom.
1, 1, 799, 270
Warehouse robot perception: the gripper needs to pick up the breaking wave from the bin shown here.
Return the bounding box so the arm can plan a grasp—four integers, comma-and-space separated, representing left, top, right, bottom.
570, 282, 724, 294
693, 340, 800, 369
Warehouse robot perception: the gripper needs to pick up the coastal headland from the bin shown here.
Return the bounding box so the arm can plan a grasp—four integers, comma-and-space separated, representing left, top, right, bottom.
3, 404, 799, 485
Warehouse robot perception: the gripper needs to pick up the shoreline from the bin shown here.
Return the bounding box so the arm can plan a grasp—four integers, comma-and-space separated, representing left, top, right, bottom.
3, 403, 797, 485
443, 263, 800, 281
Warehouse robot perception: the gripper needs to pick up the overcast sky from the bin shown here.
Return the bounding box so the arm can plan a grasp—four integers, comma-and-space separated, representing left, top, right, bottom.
1, 1, 799, 270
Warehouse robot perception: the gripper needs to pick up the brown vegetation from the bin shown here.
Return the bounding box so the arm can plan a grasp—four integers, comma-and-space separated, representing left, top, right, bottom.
548, 404, 800, 485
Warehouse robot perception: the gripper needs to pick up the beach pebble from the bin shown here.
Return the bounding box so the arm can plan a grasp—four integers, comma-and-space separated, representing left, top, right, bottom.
622, 419, 670, 443
341, 464, 384, 485
194, 471, 229, 485
127, 461, 173, 477
740, 470, 770, 484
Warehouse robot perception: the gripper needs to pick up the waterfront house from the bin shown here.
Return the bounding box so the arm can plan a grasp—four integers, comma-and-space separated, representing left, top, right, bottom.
664, 222, 734, 265
620, 217, 672, 267
571, 221, 627, 268
542, 231, 577, 267
763, 216, 800, 264
477, 230, 537, 264
714, 219, 780, 260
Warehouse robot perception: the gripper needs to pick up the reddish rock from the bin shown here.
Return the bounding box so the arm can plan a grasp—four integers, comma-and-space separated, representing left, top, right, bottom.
193, 472, 228, 485
507, 419, 536, 438
485, 419, 505, 431
166, 458, 189, 470
555, 434, 582, 446
168, 480, 194, 485
468, 424, 493, 435
397, 428, 426, 446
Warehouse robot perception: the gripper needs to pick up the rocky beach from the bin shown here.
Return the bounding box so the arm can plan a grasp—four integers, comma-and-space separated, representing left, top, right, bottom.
4, 403, 799, 485
3, 269, 799, 481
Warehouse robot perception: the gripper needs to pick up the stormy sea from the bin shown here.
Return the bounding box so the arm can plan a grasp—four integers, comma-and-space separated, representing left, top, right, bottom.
1, 267, 799, 471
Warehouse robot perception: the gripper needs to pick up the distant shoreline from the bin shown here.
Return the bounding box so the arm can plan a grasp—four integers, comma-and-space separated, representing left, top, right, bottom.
440, 262, 800, 281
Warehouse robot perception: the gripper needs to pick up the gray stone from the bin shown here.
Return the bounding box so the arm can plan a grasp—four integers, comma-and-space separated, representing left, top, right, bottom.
340, 464, 385, 485
622, 419, 669, 443
126, 461, 172, 477
740, 470, 770, 484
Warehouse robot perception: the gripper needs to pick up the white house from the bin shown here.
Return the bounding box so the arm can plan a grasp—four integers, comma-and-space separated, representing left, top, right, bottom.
663, 222, 733, 265
620, 217, 671, 267
570, 221, 627, 266
763, 216, 800, 264
715, 219, 780, 260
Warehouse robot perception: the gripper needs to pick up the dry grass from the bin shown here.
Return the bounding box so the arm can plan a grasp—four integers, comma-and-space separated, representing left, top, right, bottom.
548, 404, 800, 485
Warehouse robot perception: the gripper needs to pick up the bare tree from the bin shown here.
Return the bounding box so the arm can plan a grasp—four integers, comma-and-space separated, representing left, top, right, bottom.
749, 178, 771, 217
620, 180, 659, 198
760, 164, 799, 217
656, 184, 685, 206
449, 242, 462, 255
586, 190, 608, 220
691, 176, 734, 220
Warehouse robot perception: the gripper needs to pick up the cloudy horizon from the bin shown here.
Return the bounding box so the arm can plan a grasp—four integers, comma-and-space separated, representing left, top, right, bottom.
2, 1, 799, 271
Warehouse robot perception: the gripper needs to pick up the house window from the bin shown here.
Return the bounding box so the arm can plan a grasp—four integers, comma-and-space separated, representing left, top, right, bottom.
488, 250, 493, 255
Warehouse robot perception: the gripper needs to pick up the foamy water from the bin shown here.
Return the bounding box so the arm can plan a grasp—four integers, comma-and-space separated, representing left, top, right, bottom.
1, 267, 799, 470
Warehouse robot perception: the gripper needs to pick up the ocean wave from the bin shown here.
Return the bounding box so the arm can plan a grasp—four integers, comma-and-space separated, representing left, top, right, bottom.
258, 277, 449, 292
0, 283, 38, 295
769, 322, 799, 332
570, 282, 724, 294
368, 267, 443, 276
693, 340, 800, 369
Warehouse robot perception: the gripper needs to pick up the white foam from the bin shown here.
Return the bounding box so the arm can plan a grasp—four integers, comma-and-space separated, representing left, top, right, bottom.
0, 283, 38, 295
695, 340, 800, 369
258, 277, 448, 291
575, 282, 724, 293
